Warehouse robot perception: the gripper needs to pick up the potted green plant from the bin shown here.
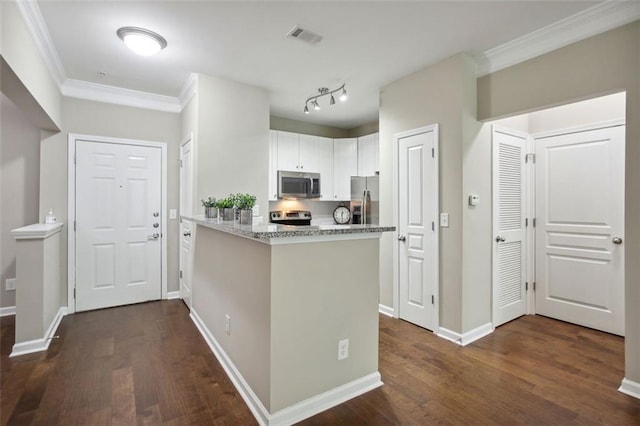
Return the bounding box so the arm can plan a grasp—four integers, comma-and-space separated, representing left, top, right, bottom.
201, 196, 217, 218
234, 193, 257, 225
218, 194, 236, 221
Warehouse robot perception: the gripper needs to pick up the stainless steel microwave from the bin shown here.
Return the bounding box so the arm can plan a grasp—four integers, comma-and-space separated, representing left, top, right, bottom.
278, 171, 321, 199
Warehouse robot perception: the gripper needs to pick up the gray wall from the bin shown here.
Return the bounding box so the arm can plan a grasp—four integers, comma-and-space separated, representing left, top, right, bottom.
1, 93, 41, 308
379, 53, 490, 334
38, 98, 183, 300
477, 20, 640, 385
196, 74, 269, 212
270, 115, 349, 139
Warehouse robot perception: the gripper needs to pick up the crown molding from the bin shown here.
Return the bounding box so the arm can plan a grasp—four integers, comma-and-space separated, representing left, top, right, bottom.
16, 0, 67, 86
477, 1, 640, 77
61, 79, 182, 113
178, 73, 199, 107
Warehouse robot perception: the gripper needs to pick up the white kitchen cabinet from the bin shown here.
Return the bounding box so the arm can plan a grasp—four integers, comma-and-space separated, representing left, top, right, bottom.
317, 137, 334, 200
357, 132, 379, 176
333, 138, 358, 201
275, 131, 319, 173
269, 130, 278, 201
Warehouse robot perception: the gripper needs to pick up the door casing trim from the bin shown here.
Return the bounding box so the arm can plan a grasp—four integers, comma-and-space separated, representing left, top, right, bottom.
67, 133, 168, 313
392, 124, 440, 332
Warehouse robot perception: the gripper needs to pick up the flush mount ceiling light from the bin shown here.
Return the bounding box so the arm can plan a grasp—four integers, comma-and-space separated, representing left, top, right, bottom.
303, 84, 347, 114
117, 26, 167, 56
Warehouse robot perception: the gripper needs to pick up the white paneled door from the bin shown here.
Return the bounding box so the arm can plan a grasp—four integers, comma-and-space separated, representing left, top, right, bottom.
179, 137, 194, 308
535, 125, 625, 335
75, 140, 162, 312
397, 126, 438, 331
492, 126, 528, 327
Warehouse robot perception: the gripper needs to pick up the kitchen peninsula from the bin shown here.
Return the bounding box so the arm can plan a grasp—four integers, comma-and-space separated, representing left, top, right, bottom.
184, 215, 394, 425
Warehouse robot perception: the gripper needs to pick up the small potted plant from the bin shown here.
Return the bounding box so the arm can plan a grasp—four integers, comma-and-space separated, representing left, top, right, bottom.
234, 193, 257, 225
201, 196, 217, 218
218, 194, 236, 221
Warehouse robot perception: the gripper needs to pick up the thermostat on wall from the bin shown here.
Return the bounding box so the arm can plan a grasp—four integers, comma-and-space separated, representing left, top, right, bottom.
469, 194, 480, 206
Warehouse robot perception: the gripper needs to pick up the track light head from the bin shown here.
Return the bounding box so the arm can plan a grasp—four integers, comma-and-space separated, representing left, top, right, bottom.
302, 84, 347, 114
330, 94, 336, 105
312, 100, 320, 110
304, 104, 309, 114
340, 87, 348, 102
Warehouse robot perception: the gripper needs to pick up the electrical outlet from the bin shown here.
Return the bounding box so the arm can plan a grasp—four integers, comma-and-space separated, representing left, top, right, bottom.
5, 278, 16, 291
225, 314, 231, 335
338, 339, 349, 360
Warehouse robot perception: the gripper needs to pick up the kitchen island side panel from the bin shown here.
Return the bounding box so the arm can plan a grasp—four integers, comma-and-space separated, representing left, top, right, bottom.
191, 225, 272, 411
269, 238, 380, 412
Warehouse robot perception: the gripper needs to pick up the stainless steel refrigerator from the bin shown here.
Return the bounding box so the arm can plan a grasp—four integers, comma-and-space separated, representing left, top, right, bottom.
350, 176, 379, 225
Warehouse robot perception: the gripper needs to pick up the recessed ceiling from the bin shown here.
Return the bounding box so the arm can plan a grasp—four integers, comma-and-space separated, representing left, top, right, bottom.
37, 1, 601, 129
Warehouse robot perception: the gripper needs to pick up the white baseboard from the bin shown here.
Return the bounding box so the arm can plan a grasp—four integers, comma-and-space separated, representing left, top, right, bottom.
0, 306, 16, 317
437, 322, 494, 346
190, 308, 383, 425
619, 378, 640, 400
10, 306, 67, 357
166, 291, 180, 300
378, 304, 394, 317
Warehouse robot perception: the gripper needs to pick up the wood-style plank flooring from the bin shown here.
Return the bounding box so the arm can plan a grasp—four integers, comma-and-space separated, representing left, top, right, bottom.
1, 300, 638, 425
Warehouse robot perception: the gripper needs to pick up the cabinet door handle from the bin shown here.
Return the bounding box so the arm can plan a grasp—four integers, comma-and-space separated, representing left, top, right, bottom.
495, 235, 505, 242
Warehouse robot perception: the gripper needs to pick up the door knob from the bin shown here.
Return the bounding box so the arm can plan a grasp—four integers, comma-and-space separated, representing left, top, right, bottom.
495, 235, 505, 242
398, 235, 406, 242
153, 212, 159, 217
153, 223, 159, 228
612, 236, 623, 244
148, 233, 160, 240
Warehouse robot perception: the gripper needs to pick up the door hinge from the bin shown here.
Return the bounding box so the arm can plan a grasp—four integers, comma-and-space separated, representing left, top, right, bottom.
73, 288, 76, 299
431, 148, 435, 158
179, 159, 183, 168
431, 295, 435, 305
533, 282, 536, 291
533, 218, 536, 227
74, 153, 77, 164
179, 270, 183, 278
74, 220, 76, 231
525, 153, 535, 164
432, 221, 435, 231
525, 218, 528, 227
525, 282, 529, 291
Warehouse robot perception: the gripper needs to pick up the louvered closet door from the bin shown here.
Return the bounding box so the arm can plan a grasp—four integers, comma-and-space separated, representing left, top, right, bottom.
492, 126, 527, 327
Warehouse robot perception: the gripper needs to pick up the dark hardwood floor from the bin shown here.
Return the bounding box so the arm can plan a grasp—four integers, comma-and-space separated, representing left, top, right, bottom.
2, 301, 638, 425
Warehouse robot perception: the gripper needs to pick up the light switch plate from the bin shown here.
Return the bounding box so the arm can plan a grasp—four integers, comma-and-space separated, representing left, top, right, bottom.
440, 213, 449, 227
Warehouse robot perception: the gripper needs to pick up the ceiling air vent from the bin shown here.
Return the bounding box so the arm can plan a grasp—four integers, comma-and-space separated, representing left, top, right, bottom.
286, 25, 323, 45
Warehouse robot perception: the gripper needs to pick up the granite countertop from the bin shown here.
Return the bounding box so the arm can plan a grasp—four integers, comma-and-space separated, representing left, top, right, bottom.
184, 215, 395, 242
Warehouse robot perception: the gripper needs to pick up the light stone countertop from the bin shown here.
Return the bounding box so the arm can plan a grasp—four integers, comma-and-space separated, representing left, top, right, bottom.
183, 215, 395, 244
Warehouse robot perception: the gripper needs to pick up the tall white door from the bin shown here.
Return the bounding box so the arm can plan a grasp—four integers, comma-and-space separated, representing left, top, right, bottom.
492, 126, 528, 327
180, 138, 194, 308
397, 126, 438, 331
535, 125, 625, 335
75, 140, 162, 312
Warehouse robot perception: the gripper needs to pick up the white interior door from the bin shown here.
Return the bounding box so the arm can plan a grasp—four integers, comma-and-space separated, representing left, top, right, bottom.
397, 126, 438, 331
535, 124, 625, 335
179, 138, 194, 307
75, 140, 162, 312
492, 126, 528, 327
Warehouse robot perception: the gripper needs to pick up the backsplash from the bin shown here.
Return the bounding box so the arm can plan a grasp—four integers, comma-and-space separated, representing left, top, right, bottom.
268, 199, 348, 224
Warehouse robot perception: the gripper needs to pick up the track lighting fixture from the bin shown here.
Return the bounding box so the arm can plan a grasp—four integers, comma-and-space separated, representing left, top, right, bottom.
303, 84, 347, 114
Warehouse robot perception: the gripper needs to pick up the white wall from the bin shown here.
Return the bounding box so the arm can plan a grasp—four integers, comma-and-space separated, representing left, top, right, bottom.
0, 93, 41, 308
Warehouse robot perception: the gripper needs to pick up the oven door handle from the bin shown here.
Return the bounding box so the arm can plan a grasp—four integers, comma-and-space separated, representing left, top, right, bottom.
309, 177, 314, 197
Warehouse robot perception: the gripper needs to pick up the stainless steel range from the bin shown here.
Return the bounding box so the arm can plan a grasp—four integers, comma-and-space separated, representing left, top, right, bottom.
269, 210, 312, 226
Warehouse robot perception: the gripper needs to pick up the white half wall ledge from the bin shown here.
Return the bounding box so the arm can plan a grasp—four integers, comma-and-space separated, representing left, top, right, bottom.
10, 306, 67, 357
437, 323, 494, 346
11, 222, 64, 240
190, 308, 383, 426
619, 378, 640, 400
378, 304, 394, 317
0, 306, 17, 317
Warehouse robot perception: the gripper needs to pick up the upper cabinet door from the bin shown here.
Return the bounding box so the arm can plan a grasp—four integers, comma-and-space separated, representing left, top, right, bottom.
298, 134, 319, 172
276, 131, 299, 172
317, 137, 334, 200
357, 133, 379, 176
333, 138, 358, 201
269, 130, 278, 201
